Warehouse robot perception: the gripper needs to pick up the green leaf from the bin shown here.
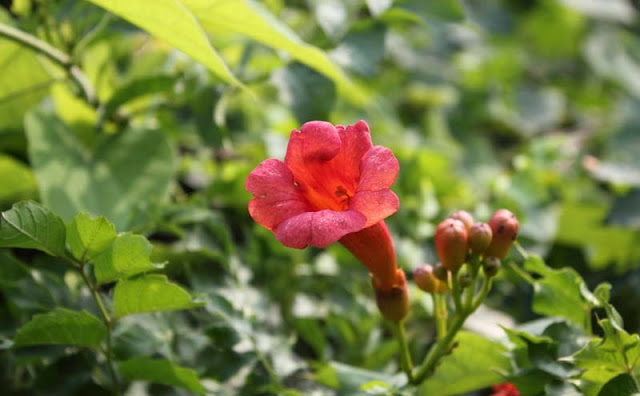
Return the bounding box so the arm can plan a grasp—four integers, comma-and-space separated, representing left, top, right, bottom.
93, 233, 163, 285
25, 112, 175, 231
0, 24, 51, 132
118, 357, 205, 394
606, 189, 640, 229
181, 0, 368, 105
524, 255, 594, 330
314, 361, 399, 395
597, 374, 639, 396
419, 332, 513, 396
573, 319, 640, 395
396, 0, 465, 22
66, 212, 117, 262
113, 274, 204, 318
0, 201, 66, 257
103, 75, 176, 121
271, 62, 336, 124
0, 154, 37, 206
85, 0, 240, 87
330, 23, 387, 77
556, 202, 639, 270
13, 308, 106, 349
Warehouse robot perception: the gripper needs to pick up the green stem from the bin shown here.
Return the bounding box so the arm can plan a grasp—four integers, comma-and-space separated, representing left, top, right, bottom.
412, 272, 494, 384
393, 320, 414, 382
411, 311, 467, 384
506, 260, 535, 284
0, 22, 97, 107
70, 257, 121, 395
433, 293, 447, 341
471, 276, 492, 312
450, 271, 463, 313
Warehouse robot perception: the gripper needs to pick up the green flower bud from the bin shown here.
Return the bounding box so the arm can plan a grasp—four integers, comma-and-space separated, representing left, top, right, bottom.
458, 273, 472, 288
468, 222, 492, 254
483, 256, 501, 277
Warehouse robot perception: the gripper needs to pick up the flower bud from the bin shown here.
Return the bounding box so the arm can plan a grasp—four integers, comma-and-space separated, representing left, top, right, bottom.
468, 222, 492, 254
433, 262, 449, 282
414, 264, 447, 293
458, 273, 472, 288
485, 209, 519, 259
450, 210, 474, 231
435, 219, 468, 272
373, 269, 410, 322
483, 256, 501, 277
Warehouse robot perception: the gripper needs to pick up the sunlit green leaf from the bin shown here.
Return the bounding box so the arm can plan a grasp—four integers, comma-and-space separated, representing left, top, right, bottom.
0, 201, 66, 257
524, 255, 594, 330
0, 22, 51, 133
85, 0, 240, 87
25, 111, 175, 231
573, 319, 640, 395
0, 154, 37, 206
66, 212, 117, 262
419, 332, 513, 396
118, 356, 205, 394
13, 308, 106, 348
113, 274, 204, 318
93, 233, 163, 285
556, 203, 639, 269
181, 0, 368, 104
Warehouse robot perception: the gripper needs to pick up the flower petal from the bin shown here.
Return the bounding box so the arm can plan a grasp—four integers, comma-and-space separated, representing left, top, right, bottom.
357, 146, 399, 192
275, 210, 366, 249
246, 159, 309, 230
335, 120, 373, 184
351, 190, 399, 227
285, 121, 341, 168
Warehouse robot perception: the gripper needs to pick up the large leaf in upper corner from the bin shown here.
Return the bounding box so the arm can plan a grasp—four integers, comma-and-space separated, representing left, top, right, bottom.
181, 0, 368, 105
13, 308, 106, 349
85, 0, 239, 87
25, 111, 175, 231
0, 201, 66, 257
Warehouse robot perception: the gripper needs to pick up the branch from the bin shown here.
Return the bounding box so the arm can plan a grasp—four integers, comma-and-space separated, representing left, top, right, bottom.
0, 22, 97, 107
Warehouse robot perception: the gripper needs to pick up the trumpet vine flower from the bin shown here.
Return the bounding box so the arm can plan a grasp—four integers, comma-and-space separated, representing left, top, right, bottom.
246, 120, 402, 292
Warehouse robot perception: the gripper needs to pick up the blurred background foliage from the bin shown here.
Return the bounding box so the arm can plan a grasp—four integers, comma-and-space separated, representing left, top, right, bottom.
1, 0, 640, 395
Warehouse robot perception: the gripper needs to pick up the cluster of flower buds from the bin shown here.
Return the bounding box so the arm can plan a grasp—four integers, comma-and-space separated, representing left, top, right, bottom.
414, 209, 519, 293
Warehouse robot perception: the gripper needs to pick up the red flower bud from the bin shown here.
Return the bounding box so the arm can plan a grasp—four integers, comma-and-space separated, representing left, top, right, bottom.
450, 210, 474, 231
414, 264, 447, 293
468, 222, 492, 254
435, 219, 468, 272
373, 269, 409, 322
485, 209, 519, 259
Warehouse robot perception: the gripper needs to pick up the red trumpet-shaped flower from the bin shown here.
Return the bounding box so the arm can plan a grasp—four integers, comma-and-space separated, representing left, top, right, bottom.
246, 120, 401, 291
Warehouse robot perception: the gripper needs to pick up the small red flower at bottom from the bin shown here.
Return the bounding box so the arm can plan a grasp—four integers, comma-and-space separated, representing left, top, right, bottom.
246, 120, 403, 293
491, 383, 520, 396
